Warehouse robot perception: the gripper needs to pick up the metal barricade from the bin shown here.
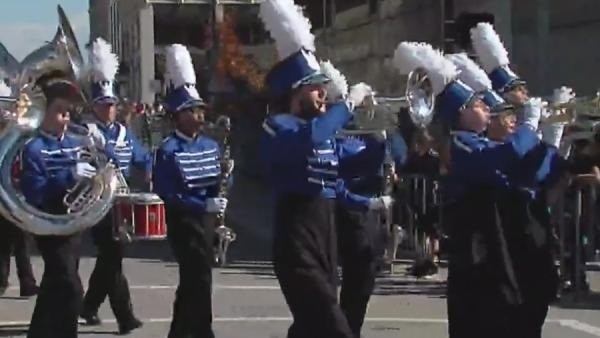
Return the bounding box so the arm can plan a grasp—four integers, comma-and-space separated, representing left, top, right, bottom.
555, 182, 597, 302
386, 174, 442, 264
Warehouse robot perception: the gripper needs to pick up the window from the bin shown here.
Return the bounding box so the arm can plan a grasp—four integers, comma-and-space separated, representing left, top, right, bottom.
297, 0, 334, 29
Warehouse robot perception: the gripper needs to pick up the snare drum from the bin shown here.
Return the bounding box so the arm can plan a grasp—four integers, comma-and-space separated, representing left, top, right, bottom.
114, 194, 135, 229
117, 193, 167, 240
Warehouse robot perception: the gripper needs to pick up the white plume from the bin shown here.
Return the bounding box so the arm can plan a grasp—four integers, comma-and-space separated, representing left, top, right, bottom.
89, 37, 119, 82
320, 60, 348, 102
259, 0, 315, 59
0, 81, 11, 97
392, 41, 429, 75
393, 42, 459, 95
470, 22, 510, 73
165, 44, 196, 89
446, 52, 492, 92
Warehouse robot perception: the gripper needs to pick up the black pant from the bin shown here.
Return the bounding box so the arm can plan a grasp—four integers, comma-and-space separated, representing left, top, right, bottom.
82, 213, 136, 324
28, 234, 83, 338
274, 195, 353, 338
166, 207, 215, 338
336, 205, 379, 338
0, 219, 36, 289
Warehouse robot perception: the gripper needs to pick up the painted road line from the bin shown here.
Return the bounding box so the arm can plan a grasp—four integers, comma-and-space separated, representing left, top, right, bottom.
0, 317, 592, 328
558, 320, 600, 337
5, 284, 281, 291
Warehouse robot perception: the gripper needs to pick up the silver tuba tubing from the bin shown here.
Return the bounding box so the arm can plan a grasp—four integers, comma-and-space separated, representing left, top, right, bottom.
0, 90, 120, 236
0, 5, 119, 236
345, 68, 435, 135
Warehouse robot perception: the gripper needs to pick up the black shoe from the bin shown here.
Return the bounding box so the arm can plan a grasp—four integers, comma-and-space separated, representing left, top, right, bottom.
80, 312, 102, 326
118, 318, 143, 335
0, 285, 7, 296
19, 285, 39, 298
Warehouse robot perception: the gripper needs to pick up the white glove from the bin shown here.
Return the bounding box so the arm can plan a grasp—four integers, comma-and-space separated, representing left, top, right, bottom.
540, 121, 566, 149
206, 197, 228, 213
552, 86, 576, 106
72, 162, 97, 179
368, 195, 393, 211
520, 97, 544, 131
346, 82, 373, 111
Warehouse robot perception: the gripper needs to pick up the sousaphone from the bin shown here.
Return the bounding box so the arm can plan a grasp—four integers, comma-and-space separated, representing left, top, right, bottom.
0, 5, 119, 235
344, 68, 435, 135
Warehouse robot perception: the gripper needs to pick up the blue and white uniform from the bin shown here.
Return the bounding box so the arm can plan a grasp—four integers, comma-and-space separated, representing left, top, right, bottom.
87, 120, 151, 179
21, 128, 88, 338
153, 131, 221, 212
80, 37, 144, 333
262, 104, 376, 211
334, 133, 386, 336
21, 131, 84, 211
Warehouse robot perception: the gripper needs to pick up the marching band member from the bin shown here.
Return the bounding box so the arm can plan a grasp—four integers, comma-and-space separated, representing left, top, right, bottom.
445, 51, 516, 142
153, 44, 226, 338
469, 22, 566, 148
80, 38, 146, 334
258, 1, 390, 337
470, 22, 529, 109
21, 76, 91, 338
0, 80, 38, 298
320, 61, 386, 337
394, 41, 567, 338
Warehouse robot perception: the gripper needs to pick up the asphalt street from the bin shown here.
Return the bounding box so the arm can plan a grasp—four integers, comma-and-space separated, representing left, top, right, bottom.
2, 238, 600, 338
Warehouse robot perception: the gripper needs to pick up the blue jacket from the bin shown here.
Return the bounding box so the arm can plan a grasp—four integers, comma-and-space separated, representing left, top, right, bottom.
153, 130, 222, 212
388, 131, 408, 169
88, 121, 151, 178
20, 131, 84, 210
260, 103, 375, 210
447, 125, 564, 200
336, 134, 386, 197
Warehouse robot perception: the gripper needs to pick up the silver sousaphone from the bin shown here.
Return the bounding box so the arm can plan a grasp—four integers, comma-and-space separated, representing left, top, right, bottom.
343, 68, 435, 135
0, 5, 120, 236
339, 68, 435, 263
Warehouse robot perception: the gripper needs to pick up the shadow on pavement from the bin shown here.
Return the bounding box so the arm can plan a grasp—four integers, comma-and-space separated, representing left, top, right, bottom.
0, 326, 28, 337
555, 291, 600, 310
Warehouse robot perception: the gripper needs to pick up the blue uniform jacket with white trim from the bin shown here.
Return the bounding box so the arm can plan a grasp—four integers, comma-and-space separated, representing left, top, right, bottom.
261, 103, 373, 210
20, 131, 84, 210
336, 134, 386, 197
153, 130, 222, 212
447, 124, 565, 200
89, 121, 151, 178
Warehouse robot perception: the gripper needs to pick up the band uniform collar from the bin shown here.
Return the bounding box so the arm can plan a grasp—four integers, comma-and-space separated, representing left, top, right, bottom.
174, 129, 197, 143
93, 116, 115, 131
39, 129, 65, 142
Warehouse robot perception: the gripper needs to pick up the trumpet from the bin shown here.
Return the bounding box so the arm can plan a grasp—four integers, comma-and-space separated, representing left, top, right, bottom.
542, 92, 600, 124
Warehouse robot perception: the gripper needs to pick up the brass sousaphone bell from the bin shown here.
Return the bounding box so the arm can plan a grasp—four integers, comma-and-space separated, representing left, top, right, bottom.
0, 5, 120, 236
343, 68, 436, 135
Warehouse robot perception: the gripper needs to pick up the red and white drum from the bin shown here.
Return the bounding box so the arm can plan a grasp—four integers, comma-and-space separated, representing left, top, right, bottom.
114, 193, 166, 240
113, 194, 133, 232
130, 193, 166, 239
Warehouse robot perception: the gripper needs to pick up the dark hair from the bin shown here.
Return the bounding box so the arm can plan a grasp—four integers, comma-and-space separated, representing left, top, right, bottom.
41, 80, 83, 108
269, 90, 293, 114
